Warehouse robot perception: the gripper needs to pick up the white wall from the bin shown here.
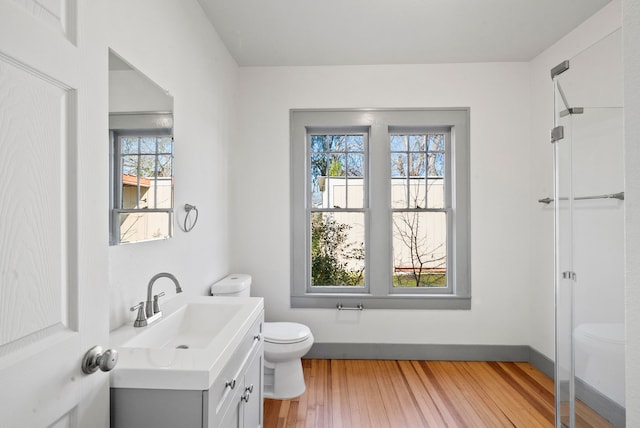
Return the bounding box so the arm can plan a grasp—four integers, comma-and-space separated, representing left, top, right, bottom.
232, 63, 532, 345
527, 0, 623, 360
624, 0, 640, 423
109, 69, 173, 113
108, 0, 239, 330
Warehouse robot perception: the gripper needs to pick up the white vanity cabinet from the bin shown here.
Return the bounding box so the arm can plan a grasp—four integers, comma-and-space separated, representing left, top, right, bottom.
206, 315, 263, 428
215, 344, 263, 428
110, 311, 264, 428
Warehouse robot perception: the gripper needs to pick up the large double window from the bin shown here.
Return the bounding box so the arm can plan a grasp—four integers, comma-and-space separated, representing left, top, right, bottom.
291, 109, 470, 309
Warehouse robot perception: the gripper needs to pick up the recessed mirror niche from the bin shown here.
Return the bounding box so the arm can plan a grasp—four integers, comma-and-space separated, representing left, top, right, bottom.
109, 50, 174, 245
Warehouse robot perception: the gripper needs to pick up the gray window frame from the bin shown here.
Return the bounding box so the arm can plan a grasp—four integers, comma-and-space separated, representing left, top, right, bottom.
290, 108, 470, 310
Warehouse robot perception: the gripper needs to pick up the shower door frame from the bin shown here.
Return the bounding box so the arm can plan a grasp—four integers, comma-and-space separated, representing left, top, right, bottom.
552, 67, 577, 428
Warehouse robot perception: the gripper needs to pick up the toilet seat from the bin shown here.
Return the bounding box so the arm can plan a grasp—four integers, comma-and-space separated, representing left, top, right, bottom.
264, 322, 311, 344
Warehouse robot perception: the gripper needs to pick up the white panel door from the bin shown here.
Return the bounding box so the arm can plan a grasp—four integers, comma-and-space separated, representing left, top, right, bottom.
0, 1, 109, 427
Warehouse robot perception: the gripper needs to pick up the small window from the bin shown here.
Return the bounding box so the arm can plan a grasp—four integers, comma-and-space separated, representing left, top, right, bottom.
291, 109, 470, 309
110, 128, 173, 244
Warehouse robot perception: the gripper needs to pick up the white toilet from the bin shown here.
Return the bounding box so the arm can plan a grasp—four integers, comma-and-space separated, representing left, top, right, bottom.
574, 323, 625, 406
211, 274, 314, 399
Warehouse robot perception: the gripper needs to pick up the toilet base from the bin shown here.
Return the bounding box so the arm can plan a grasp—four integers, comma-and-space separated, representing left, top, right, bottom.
263, 358, 306, 400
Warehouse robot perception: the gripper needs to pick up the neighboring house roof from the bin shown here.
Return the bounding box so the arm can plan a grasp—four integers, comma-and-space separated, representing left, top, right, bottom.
122, 174, 150, 188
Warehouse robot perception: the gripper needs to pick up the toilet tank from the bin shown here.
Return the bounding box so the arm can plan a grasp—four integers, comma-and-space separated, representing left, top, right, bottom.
211, 274, 252, 297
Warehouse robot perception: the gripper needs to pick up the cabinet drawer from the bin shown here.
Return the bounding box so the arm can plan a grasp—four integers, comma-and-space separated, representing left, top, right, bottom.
206, 313, 263, 424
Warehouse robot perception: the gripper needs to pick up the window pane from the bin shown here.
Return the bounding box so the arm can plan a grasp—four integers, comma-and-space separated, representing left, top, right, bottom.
345, 153, 364, 209
428, 134, 445, 151
331, 135, 346, 151
139, 155, 156, 178
391, 178, 408, 209
139, 137, 156, 154
409, 135, 426, 151
311, 135, 328, 153
157, 155, 172, 177
391, 153, 407, 177
119, 211, 171, 243
122, 155, 138, 176
327, 177, 346, 208
346, 135, 364, 151
121, 137, 139, 154
428, 153, 444, 177
121, 180, 143, 209
157, 137, 173, 154
408, 178, 426, 209
310, 212, 365, 287
392, 211, 447, 287
427, 177, 445, 209
346, 153, 364, 177
390, 135, 406, 151
311, 152, 329, 184
150, 178, 173, 209
409, 152, 426, 176
328, 153, 345, 177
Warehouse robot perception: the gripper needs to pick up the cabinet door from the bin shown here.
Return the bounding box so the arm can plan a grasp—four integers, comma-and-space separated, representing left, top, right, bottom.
218, 385, 242, 428
242, 348, 264, 428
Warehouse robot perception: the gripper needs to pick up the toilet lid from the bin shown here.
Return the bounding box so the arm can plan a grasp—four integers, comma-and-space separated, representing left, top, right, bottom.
264, 322, 311, 344
575, 323, 625, 345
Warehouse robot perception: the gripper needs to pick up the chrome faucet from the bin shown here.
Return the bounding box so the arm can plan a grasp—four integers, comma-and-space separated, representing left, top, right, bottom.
146, 272, 183, 318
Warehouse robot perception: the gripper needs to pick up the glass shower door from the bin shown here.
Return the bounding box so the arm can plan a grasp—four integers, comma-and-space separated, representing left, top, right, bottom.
553, 77, 575, 427
552, 28, 624, 428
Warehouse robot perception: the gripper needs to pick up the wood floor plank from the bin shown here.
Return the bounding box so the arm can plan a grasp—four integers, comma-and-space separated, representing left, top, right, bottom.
344, 360, 372, 427
329, 360, 348, 428
462, 361, 550, 427
263, 359, 615, 428
397, 360, 448, 427
496, 362, 555, 423
356, 359, 391, 427
435, 361, 514, 427
425, 361, 491, 427
372, 360, 426, 427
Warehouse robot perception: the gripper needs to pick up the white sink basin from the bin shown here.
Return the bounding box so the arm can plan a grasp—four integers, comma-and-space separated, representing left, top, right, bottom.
109, 295, 263, 390
124, 302, 244, 350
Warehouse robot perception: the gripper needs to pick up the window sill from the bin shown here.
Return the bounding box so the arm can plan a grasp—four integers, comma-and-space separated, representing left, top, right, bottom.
291, 294, 471, 310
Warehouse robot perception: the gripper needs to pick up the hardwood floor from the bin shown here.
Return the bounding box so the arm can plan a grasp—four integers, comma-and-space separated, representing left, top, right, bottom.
263, 359, 613, 428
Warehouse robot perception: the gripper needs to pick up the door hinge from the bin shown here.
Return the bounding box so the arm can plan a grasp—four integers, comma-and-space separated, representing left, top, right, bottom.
551, 60, 570, 79
551, 126, 564, 143
560, 107, 584, 117
562, 271, 576, 281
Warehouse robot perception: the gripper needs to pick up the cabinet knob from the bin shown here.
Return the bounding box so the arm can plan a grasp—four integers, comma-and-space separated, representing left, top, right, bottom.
225, 378, 237, 389
241, 391, 251, 403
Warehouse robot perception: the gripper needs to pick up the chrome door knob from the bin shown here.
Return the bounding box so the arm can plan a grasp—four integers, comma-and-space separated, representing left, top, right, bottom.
82, 345, 119, 374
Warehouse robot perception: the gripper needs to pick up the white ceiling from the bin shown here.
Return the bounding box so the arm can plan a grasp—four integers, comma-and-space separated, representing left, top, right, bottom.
197, 0, 612, 66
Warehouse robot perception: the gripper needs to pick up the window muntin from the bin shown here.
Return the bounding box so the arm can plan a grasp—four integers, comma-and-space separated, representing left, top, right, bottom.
291, 109, 470, 310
